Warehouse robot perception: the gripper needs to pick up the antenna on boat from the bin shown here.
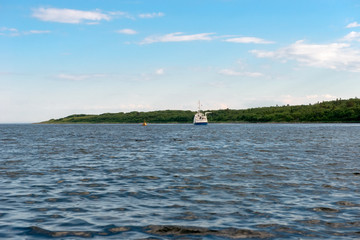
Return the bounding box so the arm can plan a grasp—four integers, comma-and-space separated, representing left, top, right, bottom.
198, 100, 202, 112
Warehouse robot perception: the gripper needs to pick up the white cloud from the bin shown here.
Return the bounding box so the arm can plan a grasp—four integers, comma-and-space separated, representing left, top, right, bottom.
0, 27, 19, 36
0, 27, 50, 36
109, 11, 132, 18
251, 40, 360, 72
0, 27, 18, 32
342, 31, 360, 42
86, 22, 101, 25
244, 72, 264, 77
24, 30, 51, 35
224, 37, 274, 44
138, 12, 164, 18
32, 7, 111, 24
306, 94, 336, 100
279, 94, 337, 105
141, 32, 215, 44
346, 21, 360, 28
57, 73, 106, 81
219, 69, 263, 77
116, 29, 137, 35
155, 68, 165, 75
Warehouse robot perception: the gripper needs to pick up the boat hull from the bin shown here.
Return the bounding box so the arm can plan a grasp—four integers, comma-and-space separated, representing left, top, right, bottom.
194, 122, 208, 125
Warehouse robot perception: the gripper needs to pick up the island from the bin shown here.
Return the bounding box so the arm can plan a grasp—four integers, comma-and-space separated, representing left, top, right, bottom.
41, 98, 360, 124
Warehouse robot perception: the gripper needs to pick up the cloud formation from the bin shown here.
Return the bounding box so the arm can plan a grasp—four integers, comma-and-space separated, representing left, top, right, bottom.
24, 30, 51, 35
224, 37, 274, 44
251, 40, 360, 72
155, 68, 165, 75
0, 27, 19, 36
278, 94, 337, 106
32, 7, 111, 24
0, 27, 50, 36
342, 31, 360, 42
57, 73, 106, 81
138, 12, 164, 18
116, 29, 137, 35
346, 21, 360, 28
141, 32, 215, 44
219, 69, 263, 77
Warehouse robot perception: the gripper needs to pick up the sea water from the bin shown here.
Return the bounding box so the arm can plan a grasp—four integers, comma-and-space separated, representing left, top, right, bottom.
0, 123, 360, 239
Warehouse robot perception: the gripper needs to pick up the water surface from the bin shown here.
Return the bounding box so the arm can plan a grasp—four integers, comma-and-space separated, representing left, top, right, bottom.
0, 124, 360, 239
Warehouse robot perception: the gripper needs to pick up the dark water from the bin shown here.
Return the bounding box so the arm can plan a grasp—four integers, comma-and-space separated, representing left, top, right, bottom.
1, 124, 360, 239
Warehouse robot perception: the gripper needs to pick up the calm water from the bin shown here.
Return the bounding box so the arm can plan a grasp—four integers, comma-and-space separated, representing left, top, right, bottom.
1, 123, 360, 239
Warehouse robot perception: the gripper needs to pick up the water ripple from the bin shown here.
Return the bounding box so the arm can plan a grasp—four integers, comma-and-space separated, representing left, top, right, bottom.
1, 124, 360, 239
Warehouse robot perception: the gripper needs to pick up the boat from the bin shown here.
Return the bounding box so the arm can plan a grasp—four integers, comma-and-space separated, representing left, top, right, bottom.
193, 101, 211, 125
142, 120, 147, 126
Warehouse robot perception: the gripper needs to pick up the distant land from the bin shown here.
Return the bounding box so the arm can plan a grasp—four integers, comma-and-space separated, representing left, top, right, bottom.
41, 98, 360, 124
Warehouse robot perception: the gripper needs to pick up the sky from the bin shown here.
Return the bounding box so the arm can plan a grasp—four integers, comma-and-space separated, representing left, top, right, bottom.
1, 0, 360, 123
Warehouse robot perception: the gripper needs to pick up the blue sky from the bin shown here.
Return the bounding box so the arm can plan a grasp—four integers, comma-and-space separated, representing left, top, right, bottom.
1, 0, 360, 123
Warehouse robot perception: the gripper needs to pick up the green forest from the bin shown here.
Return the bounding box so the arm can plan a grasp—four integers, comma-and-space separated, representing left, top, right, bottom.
41, 98, 360, 124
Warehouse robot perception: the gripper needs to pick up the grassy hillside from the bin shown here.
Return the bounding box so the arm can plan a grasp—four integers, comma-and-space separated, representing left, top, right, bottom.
41, 98, 360, 124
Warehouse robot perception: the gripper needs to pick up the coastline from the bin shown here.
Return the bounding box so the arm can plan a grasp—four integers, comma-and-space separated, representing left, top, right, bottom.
38, 98, 360, 124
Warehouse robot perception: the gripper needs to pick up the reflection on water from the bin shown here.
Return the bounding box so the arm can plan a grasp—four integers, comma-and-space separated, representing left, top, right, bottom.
0, 123, 360, 239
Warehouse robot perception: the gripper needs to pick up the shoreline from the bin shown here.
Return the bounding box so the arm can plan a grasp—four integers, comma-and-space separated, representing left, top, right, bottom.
34, 121, 360, 125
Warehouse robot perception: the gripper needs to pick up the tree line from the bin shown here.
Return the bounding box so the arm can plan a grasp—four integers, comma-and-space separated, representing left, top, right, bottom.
42, 98, 360, 124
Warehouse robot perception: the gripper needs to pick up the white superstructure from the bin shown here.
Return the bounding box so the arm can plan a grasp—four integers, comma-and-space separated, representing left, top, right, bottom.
193, 101, 211, 125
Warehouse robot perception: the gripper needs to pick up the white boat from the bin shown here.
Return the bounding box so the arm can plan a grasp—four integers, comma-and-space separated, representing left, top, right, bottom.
193, 101, 211, 125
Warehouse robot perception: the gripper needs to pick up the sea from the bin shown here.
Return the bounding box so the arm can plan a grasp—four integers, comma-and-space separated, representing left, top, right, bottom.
0, 123, 360, 239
